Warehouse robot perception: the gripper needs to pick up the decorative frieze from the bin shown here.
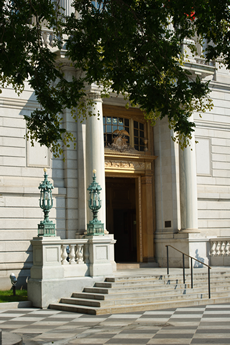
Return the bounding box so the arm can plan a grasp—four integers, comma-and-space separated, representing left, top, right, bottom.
105, 160, 151, 171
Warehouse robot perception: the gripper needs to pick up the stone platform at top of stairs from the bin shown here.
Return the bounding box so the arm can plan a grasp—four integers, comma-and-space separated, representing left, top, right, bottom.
114, 266, 230, 277
49, 267, 230, 315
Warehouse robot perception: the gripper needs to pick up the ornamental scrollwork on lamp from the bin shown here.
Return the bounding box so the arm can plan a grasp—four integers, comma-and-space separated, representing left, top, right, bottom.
38, 168, 56, 237
86, 170, 104, 236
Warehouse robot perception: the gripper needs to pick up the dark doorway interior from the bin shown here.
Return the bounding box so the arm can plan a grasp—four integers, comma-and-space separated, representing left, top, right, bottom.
106, 177, 137, 262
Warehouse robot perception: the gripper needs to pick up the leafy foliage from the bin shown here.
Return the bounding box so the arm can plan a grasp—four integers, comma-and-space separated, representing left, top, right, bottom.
1, 0, 230, 154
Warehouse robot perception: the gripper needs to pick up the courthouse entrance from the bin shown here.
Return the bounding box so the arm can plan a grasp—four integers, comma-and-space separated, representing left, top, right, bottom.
106, 177, 137, 262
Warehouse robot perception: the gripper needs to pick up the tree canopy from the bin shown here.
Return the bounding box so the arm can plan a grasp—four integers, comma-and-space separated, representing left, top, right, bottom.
1, 0, 230, 155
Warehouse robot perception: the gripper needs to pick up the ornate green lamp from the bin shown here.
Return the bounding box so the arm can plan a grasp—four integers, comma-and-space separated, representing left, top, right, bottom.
38, 168, 56, 237
87, 169, 104, 236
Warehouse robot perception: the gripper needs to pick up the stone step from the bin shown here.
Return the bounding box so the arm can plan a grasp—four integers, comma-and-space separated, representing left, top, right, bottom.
50, 295, 230, 315
72, 292, 106, 300
60, 289, 230, 308
95, 277, 230, 289
106, 271, 229, 283
73, 283, 230, 301
116, 263, 159, 269
84, 279, 230, 294
49, 270, 230, 315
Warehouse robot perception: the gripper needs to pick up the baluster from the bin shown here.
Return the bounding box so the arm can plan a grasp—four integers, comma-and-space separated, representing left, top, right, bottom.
69, 244, 76, 264
76, 244, 84, 264
210, 241, 216, 256
216, 241, 221, 256
61, 244, 69, 265
84, 243, 89, 264
42, 31, 48, 46
226, 241, 230, 256
49, 32, 54, 47
221, 241, 226, 256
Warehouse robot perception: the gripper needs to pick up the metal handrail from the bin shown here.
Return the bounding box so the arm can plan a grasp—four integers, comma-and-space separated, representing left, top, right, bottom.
165, 245, 211, 299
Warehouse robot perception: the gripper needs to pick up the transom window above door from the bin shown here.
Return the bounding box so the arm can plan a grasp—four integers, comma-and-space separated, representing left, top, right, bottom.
103, 117, 130, 147
103, 116, 146, 152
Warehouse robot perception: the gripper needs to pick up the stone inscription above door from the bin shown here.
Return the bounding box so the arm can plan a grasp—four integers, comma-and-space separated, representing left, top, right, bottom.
105, 160, 151, 172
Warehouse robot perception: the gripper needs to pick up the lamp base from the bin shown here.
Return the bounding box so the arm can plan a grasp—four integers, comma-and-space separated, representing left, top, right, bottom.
86, 221, 104, 236
38, 220, 56, 237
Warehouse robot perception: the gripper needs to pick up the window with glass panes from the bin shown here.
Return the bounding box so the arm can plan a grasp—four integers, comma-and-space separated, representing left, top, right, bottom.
134, 121, 145, 151
103, 117, 130, 147
103, 116, 146, 151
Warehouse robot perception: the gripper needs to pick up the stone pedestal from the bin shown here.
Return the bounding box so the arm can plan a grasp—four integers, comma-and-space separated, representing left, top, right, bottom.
28, 235, 116, 308
28, 236, 64, 308
87, 235, 116, 276
29, 236, 63, 280
155, 232, 209, 268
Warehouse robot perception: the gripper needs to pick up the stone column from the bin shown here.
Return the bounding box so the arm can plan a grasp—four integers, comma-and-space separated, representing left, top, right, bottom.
86, 93, 106, 230
180, 128, 199, 232
59, 0, 75, 16
77, 120, 87, 236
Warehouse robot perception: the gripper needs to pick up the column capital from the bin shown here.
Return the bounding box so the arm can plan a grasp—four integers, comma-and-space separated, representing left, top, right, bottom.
87, 91, 102, 102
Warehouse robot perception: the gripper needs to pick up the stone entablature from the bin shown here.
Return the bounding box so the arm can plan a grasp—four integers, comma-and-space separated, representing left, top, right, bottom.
104, 151, 157, 174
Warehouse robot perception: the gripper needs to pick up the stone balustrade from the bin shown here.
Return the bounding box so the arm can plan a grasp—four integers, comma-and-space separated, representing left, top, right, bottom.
209, 238, 230, 266
41, 29, 68, 52
61, 239, 89, 265
41, 29, 55, 48
210, 238, 230, 257
60, 239, 90, 278
195, 57, 215, 67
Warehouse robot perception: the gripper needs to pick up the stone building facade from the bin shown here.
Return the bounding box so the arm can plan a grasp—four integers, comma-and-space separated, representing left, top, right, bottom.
1, 3, 230, 289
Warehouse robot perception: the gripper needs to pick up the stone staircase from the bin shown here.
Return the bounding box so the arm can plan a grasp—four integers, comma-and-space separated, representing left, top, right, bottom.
49, 270, 230, 315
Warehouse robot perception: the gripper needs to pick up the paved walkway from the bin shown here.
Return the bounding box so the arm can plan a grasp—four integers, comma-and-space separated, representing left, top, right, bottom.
1, 303, 230, 345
